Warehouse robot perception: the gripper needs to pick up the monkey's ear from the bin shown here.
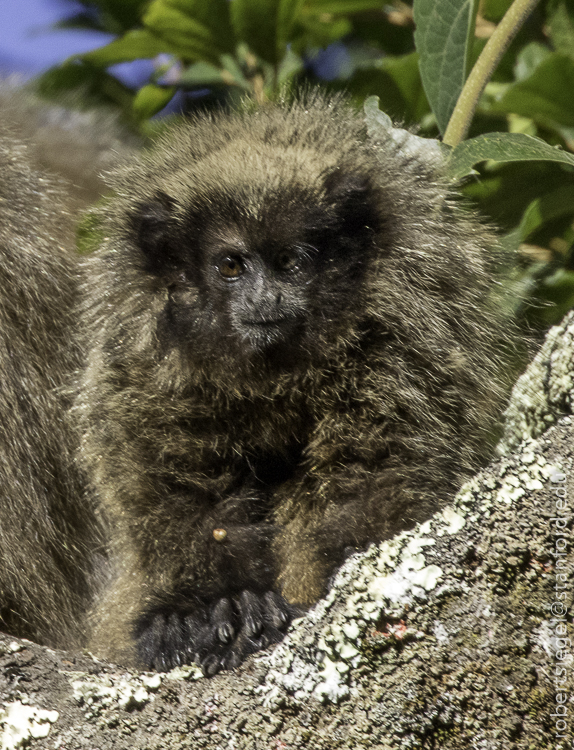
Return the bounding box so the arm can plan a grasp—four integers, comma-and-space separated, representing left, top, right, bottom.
132, 192, 180, 275
323, 169, 380, 233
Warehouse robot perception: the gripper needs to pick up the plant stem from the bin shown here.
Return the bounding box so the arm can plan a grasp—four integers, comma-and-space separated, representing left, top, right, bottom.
252, 73, 266, 103
443, 0, 541, 147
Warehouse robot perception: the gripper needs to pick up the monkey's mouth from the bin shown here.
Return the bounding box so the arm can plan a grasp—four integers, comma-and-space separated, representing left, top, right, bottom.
239, 315, 304, 351
243, 318, 291, 326
242, 315, 301, 328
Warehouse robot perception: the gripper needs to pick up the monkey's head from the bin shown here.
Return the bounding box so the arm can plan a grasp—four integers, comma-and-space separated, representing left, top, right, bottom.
130, 139, 384, 370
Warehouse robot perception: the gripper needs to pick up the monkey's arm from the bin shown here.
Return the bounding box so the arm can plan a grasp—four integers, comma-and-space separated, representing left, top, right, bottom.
272, 391, 471, 606
273, 464, 412, 604
87, 412, 300, 674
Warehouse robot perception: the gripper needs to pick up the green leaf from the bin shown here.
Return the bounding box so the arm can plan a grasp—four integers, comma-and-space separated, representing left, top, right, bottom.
54, 12, 108, 33
178, 61, 230, 86
133, 84, 175, 119
547, 0, 574, 61
481, 0, 513, 21
514, 186, 574, 241
231, 0, 304, 65
294, 14, 351, 49
344, 54, 429, 125
220, 55, 252, 89
278, 0, 306, 51
345, 68, 412, 122
513, 42, 551, 81
55, 0, 148, 35
35, 61, 135, 111
447, 132, 574, 179
144, 0, 235, 59
83, 0, 149, 33
413, 0, 479, 135
143, 1, 229, 63
81, 29, 179, 65
501, 184, 574, 253
277, 47, 305, 85
493, 53, 574, 127
351, 11, 415, 57
382, 52, 430, 123
463, 160, 574, 230
305, 0, 390, 11
538, 269, 574, 302
529, 268, 574, 326
230, 0, 277, 64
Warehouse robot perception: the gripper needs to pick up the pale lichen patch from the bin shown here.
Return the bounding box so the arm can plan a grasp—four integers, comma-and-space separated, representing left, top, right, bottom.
0, 702, 58, 750
70, 673, 158, 719
499, 311, 574, 454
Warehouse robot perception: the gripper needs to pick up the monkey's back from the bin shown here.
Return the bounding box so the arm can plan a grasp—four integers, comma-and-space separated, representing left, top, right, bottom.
0, 78, 142, 213
0, 128, 102, 648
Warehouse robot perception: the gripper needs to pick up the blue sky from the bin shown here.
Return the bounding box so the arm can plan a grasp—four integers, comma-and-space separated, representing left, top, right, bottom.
0, 0, 111, 76
0, 0, 338, 92
0, 0, 155, 87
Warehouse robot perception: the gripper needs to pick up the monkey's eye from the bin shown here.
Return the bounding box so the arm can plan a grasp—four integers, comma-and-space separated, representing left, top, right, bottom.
276, 250, 300, 273
217, 256, 245, 280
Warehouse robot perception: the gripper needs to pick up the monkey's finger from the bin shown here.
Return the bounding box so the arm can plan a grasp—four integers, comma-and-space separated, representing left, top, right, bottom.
135, 611, 174, 671
235, 590, 264, 637
161, 611, 186, 668
200, 652, 224, 677
222, 629, 264, 671
210, 597, 235, 643
262, 591, 293, 629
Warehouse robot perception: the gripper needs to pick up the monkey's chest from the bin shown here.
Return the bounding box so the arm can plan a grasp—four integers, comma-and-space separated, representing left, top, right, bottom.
189, 395, 310, 489
239, 443, 305, 489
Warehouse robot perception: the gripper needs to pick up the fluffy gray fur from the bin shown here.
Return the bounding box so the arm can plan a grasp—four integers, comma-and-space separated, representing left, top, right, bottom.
0, 126, 103, 648
0, 78, 140, 213
72, 92, 519, 675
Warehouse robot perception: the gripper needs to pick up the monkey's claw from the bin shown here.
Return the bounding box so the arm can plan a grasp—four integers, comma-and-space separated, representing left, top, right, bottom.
136, 590, 299, 675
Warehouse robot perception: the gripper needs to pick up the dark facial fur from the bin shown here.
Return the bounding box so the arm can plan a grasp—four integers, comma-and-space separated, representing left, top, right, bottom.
76, 92, 518, 674
129, 138, 381, 375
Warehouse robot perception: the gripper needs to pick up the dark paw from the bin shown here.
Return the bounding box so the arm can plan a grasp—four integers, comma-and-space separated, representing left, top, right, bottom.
135, 590, 300, 675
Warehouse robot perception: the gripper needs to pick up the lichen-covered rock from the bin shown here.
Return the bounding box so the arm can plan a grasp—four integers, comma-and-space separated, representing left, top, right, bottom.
499, 309, 574, 454
1, 412, 571, 748
253, 416, 573, 748
1, 311, 574, 750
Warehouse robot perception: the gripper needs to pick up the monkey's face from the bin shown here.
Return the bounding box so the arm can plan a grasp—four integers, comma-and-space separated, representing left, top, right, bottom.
202, 231, 316, 354
131, 161, 381, 368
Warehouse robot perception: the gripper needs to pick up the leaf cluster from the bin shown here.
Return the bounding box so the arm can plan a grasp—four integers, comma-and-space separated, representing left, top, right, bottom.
35, 0, 574, 328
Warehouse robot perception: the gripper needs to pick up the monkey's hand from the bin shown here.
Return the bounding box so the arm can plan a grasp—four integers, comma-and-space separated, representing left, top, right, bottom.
135, 590, 300, 675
